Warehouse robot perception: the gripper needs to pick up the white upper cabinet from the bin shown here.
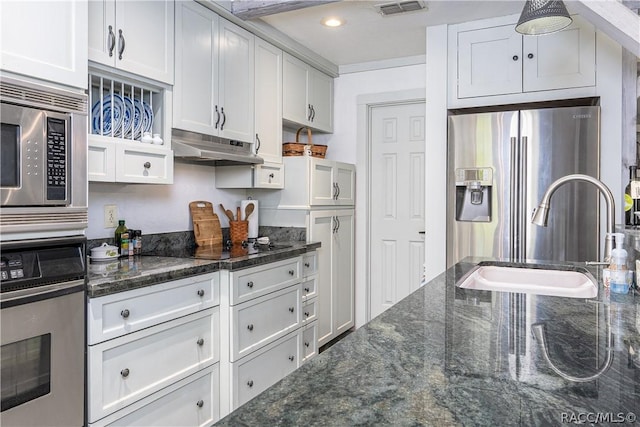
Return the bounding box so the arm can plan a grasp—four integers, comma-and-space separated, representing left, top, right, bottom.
283, 53, 333, 133
254, 38, 283, 164
89, 0, 174, 85
0, 0, 88, 89
453, 15, 595, 100
173, 2, 254, 143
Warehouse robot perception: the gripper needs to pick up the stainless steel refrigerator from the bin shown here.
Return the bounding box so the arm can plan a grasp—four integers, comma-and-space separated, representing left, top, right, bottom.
446, 105, 601, 267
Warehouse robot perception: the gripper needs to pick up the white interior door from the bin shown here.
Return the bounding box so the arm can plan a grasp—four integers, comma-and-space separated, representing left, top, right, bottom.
370, 102, 425, 319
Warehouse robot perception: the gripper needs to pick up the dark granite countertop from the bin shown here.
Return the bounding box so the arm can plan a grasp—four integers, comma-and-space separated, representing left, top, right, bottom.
215, 258, 640, 426
87, 242, 320, 298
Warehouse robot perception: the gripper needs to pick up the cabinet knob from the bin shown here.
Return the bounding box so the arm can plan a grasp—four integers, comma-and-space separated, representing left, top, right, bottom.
120, 368, 130, 378
289, 307, 295, 313
197, 289, 205, 297
197, 338, 204, 346
304, 287, 310, 293
527, 53, 534, 59
121, 309, 130, 318
247, 380, 254, 387
305, 342, 310, 348
269, 173, 275, 179
289, 355, 295, 361
288, 270, 295, 276
247, 324, 254, 331
247, 281, 254, 288
143, 162, 151, 169
512, 55, 519, 61
304, 262, 310, 268
305, 311, 310, 317
196, 400, 204, 408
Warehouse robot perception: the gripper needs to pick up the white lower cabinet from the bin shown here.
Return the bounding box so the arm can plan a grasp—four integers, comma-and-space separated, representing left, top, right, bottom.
220, 251, 319, 417
87, 273, 220, 425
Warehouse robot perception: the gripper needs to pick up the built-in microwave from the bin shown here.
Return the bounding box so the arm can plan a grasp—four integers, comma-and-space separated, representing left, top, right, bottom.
1, 103, 72, 206
0, 77, 88, 241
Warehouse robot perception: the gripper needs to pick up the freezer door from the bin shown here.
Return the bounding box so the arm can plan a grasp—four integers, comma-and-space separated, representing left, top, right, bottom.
447, 111, 518, 267
521, 106, 600, 262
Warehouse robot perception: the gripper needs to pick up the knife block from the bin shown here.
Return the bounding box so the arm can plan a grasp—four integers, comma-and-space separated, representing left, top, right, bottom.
229, 220, 248, 243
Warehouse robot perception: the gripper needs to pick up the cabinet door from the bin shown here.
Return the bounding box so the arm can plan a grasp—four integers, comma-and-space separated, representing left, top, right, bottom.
522, 16, 595, 92
218, 18, 254, 143
333, 210, 355, 336
173, 1, 219, 134
1, 0, 88, 89
88, 0, 116, 67
309, 158, 336, 206
283, 53, 310, 126
255, 39, 283, 163
88, 139, 117, 182
115, 0, 174, 84
309, 211, 335, 346
457, 24, 522, 98
335, 162, 356, 206
309, 69, 333, 132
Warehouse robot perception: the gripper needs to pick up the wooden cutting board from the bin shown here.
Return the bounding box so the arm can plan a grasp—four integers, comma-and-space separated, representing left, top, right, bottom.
189, 201, 222, 246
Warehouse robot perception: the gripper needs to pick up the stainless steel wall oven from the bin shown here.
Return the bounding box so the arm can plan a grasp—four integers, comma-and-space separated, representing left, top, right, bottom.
0, 236, 86, 426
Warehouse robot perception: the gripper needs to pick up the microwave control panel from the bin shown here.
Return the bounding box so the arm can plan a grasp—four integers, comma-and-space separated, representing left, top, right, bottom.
46, 117, 67, 201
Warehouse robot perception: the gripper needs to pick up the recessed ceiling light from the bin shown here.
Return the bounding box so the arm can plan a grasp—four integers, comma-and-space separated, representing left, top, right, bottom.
321, 17, 344, 27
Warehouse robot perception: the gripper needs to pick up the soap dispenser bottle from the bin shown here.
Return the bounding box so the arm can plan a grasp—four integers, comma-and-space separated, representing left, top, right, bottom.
609, 233, 630, 294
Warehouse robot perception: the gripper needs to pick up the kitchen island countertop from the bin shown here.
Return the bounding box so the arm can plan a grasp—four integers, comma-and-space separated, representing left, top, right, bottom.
87, 241, 320, 298
215, 258, 640, 426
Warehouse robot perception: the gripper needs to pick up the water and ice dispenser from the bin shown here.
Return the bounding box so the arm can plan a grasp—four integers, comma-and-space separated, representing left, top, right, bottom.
455, 168, 493, 222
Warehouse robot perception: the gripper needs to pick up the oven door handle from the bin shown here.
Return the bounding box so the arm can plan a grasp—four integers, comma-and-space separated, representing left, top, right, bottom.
1, 278, 85, 307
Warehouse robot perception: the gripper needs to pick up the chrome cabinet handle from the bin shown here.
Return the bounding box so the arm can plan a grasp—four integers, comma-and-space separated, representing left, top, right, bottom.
255, 133, 261, 153
527, 53, 534, 59
144, 162, 151, 169
214, 106, 220, 129
332, 182, 338, 199
196, 400, 204, 408
308, 104, 313, 121
121, 309, 130, 318
118, 29, 125, 60
332, 216, 337, 233
197, 289, 205, 297
336, 183, 340, 198
310, 105, 316, 121
289, 355, 295, 361
247, 380, 254, 387
107, 25, 116, 57
220, 107, 226, 130
247, 324, 254, 331
288, 270, 295, 276
289, 307, 295, 313
120, 368, 130, 378
512, 55, 519, 61
247, 281, 254, 288
197, 338, 204, 346
335, 217, 341, 232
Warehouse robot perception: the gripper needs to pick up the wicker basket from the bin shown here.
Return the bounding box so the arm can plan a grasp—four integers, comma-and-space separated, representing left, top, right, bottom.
283, 127, 327, 158
229, 220, 248, 243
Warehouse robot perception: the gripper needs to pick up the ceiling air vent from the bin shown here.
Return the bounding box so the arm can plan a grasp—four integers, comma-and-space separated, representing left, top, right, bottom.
376, 1, 426, 16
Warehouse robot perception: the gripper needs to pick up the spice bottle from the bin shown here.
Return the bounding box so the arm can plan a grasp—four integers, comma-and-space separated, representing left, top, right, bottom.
134, 230, 142, 255
120, 231, 129, 257
114, 220, 127, 255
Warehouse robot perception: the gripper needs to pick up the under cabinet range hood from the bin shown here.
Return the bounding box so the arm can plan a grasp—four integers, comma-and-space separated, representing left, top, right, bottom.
171, 128, 264, 166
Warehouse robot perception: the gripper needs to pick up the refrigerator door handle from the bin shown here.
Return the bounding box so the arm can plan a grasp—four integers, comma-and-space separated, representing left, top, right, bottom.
510, 136, 519, 260
519, 136, 528, 261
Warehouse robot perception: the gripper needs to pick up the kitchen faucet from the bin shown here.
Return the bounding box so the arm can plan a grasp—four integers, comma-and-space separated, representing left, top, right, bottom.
531, 174, 615, 263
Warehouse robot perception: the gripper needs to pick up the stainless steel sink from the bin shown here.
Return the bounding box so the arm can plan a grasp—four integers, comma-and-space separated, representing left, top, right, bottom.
457, 261, 598, 298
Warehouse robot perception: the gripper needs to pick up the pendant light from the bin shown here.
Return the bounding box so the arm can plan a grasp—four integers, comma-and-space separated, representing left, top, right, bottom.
515, 0, 573, 35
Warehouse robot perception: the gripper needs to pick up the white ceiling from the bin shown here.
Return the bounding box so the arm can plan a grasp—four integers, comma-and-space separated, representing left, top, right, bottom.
257, 0, 526, 67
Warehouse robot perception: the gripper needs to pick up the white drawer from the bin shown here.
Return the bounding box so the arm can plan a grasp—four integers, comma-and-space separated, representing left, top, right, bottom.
115, 144, 173, 184
88, 308, 219, 423
89, 365, 219, 427
231, 285, 301, 361
88, 273, 219, 345
302, 252, 317, 276
231, 257, 301, 305
233, 330, 300, 409
302, 297, 317, 324
301, 276, 317, 301
255, 163, 284, 188
302, 321, 318, 363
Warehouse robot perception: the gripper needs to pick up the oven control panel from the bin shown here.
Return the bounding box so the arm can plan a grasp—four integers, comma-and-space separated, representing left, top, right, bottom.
0, 253, 36, 284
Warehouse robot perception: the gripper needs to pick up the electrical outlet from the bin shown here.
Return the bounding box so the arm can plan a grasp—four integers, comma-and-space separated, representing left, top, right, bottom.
104, 205, 117, 228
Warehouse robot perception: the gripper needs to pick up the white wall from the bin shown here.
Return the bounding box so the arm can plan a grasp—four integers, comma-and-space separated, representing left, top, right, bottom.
326, 62, 426, 329
87, 163, 247, 239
